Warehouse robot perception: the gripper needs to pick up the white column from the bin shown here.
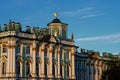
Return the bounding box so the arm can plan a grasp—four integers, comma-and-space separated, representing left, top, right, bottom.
47, 47, 49, 77
69, 66, 71, 79
48, 44, 53, 78
32, 40, 36, 77
94, 61, 98, 80
7, 40, 11, 77
11, 39, 16, 77
55, 48, 57, 77
68, 50, 71, 78
99, 61, 102, 80
62, 49, 65, 78
39, 46, 41, 77
20, 43, 22, 77
71, 47, 75, 79
40, 43, 45, 77
57, 47, 61, 78
7, 38, 16, 77
12, 44, 16, 77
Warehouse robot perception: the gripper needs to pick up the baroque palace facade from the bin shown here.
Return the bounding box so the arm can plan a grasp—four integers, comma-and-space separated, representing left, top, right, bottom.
0, 13, 78, 79
75, 49, 120, 80
0, 13, 119, 80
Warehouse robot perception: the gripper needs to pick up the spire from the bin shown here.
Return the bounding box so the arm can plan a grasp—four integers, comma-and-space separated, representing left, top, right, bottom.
71, 33, 74, 40
9, 19, 12, 30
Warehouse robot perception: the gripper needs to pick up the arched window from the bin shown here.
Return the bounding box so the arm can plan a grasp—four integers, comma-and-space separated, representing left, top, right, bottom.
36, 63, 39, 76
2, 62, 6, 74
16, 61, 20, 74
26, 62, 30, 75
67, 65, 69, 77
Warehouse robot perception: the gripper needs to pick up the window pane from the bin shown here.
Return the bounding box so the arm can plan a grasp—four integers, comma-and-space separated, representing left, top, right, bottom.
3, 47, 7, 53
2, 62, 6, 74
26, 46, 30, 54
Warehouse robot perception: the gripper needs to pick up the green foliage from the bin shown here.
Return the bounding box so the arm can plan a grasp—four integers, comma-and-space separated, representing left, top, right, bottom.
101, 54, 120, 80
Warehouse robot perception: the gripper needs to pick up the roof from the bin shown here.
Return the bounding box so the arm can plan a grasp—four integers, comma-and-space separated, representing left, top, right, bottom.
40, 35, 58, 43
47, 18, 67, 26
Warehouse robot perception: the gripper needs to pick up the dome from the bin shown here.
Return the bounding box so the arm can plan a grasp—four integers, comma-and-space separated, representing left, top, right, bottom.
47, 18, 62, 26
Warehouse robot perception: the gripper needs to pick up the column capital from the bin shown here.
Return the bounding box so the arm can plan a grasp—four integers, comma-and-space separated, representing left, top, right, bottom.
41, 49, 44, 52
32, 47, 36, 51
71, 53, 75, 56
49, 50, 53, 53
7, 45, 16, 48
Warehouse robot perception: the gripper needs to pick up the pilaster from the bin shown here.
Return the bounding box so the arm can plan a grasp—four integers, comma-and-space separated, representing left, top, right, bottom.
62, 49, 65, 78
32, 40, 36, 77
48, 44, 53, 78
40, 43, 45, 77
71, 47, 75, 79
7, 38, 16, 78
57, 47, 61, 78
94, 60, 98, 80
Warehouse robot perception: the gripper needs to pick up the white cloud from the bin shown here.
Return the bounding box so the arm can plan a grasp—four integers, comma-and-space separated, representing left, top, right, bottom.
81, 14, 97, 18
76, 33, 120, 43
62, 7, 94, 16
61, 7, 105, 19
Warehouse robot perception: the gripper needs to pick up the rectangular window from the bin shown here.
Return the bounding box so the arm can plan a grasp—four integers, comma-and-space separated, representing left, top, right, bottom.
16, 45, 20, 53
26, 46, 30, 54
3, 47, 7, 53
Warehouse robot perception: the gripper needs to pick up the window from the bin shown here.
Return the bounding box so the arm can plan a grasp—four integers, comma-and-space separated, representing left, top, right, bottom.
44, 62, 47, 76
26, 46, 30, 54
44, 48, 47, 57
16, 61, 20, 74
16, 45, 20, 53
67, 51, 69, 60
60, 65, 62, 77
36, 63, 39, 76
67, 65, 69, 77
52, 49, 55, 58
3, 47, 7, 53
26, 62, 30, 75
60, 50, 62, 59
2, 62, 6, 74
53, 64, 55, 77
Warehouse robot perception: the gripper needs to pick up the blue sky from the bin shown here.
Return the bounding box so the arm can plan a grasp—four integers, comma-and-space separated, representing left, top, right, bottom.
0, 0, 120, 54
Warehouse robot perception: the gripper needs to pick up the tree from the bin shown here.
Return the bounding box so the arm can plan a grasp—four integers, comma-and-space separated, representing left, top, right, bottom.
101, 54, 120, 80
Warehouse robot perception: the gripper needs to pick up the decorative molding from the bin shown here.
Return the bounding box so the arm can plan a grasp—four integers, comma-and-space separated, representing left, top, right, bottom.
49, 50, 52, 53
41, 49, 44, 52
71, 53, 75, 56
57, 51, 60, 54
6, 72, 16, 74
7, 45, 16, 48
32, 47, 36, 51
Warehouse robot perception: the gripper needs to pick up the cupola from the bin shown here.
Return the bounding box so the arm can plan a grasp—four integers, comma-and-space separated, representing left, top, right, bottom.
47, 12, 68, 39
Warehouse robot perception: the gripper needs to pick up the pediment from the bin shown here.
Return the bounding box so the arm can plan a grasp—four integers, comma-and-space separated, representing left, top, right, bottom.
49, 35, 57, 43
